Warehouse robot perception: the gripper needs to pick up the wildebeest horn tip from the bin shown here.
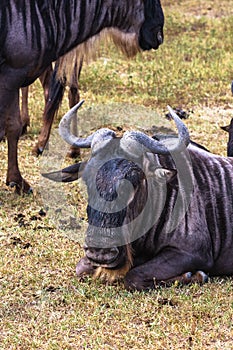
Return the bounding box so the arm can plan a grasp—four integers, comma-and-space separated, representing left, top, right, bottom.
167, 105, 176, 117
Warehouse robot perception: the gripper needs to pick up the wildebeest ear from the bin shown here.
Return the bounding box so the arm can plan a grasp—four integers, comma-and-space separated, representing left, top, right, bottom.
221, 125, 230, 133
42, 162, 87, 182
154, 168, 177, 183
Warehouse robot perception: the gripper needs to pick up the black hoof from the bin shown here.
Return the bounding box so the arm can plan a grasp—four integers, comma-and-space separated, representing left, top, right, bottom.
9, 181, 17, 188
194, 270, 209, 283
27, 187, 33, 194
8, 181, 33, 195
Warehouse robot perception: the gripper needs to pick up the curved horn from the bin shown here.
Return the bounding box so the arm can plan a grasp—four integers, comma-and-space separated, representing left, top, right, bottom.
167, 105, 190, 147
121, 106, 190, 155
59, 100, 92, 148
59, 100, 116, 148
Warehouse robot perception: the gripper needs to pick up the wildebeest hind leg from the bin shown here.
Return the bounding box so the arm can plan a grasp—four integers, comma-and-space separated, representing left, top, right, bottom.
33, 65, 65, 156
66, 61, 82, 159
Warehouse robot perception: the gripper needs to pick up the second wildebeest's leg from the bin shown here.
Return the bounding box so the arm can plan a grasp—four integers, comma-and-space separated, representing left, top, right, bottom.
67, 61, 82, 158
0, 69, 32, 194
33, 62, 66, 155
39, 64, 53, 103
33, 60, 82, 158
33, 60, 82, 157
124, 249, 210, 291
20, 86, 30, 134
20, 65, 53, 136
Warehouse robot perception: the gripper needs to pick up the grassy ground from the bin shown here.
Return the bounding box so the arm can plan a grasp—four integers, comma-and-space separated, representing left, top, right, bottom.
1, 0, 233, 349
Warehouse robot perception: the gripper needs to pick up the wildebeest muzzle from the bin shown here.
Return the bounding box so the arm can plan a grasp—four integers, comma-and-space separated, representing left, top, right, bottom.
139, 24, 163, 50
84, 244, 125, 268
139, 0, 164, 50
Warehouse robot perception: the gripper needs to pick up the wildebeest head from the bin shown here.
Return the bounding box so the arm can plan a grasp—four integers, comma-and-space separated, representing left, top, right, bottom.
105, 0, 164, 56
43, 102, 189, 274
139, 0, 164, 50
57, 0, 164, 84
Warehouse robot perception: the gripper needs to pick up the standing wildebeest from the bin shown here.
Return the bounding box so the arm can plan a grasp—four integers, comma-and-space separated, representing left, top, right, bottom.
44, 103, 233, 291
0, 0, 164, 194
221, 118, 233, 157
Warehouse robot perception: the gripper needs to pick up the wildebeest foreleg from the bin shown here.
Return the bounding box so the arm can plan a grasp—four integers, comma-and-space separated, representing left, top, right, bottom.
2, 89, 32, 194
154, 270, 208, 287
124, 249, 209, 291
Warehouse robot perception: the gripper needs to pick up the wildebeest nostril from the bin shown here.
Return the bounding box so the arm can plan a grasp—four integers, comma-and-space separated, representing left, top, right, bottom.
157, 31, 163, 44
109, 247, 119, 254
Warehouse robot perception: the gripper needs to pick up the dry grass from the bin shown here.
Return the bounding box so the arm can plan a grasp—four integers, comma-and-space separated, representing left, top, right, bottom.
1, 0, 233, 349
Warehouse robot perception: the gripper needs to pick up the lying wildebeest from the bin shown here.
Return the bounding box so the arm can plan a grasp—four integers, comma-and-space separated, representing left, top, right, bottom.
43, 102, 233, 291
221, 118, 233, 157
0, 0, 164, 194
